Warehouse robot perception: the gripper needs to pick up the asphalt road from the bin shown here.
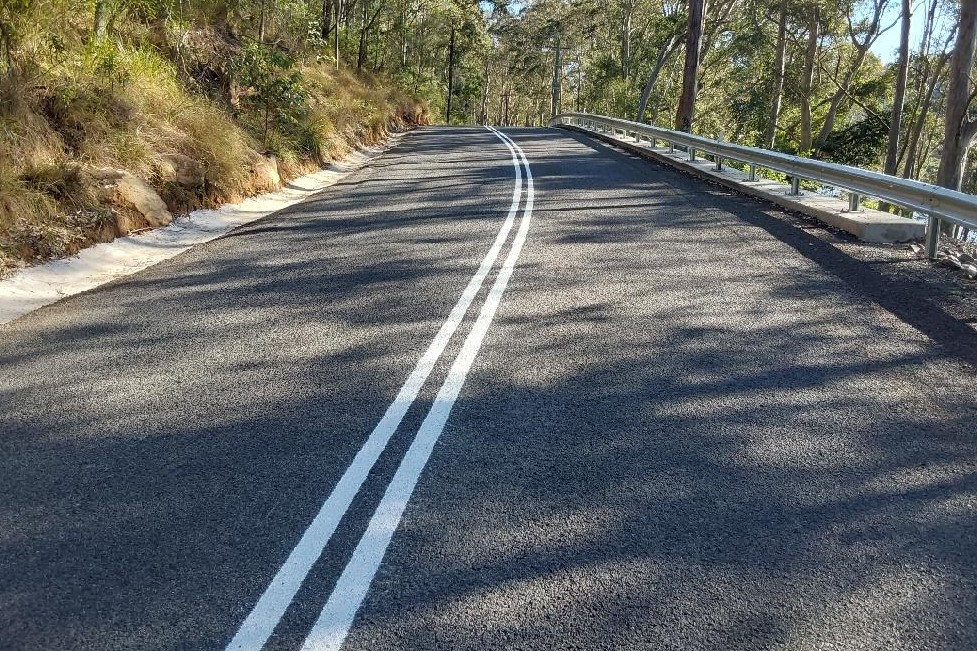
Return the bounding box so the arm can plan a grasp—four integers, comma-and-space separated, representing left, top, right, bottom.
2, 126, 976, 651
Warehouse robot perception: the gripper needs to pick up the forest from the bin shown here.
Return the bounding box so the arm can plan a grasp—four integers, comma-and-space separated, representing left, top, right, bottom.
0, 0, 975, 271
479, 0, 975, 196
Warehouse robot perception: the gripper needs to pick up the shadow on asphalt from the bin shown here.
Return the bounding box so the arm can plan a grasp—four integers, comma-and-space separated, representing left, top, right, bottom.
1, 126, 975, 650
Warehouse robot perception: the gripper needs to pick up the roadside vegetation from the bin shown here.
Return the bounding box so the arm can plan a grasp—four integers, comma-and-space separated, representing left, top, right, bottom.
484, 0, 976, 199
3, 0, 976, 275
0, 1, 436, 276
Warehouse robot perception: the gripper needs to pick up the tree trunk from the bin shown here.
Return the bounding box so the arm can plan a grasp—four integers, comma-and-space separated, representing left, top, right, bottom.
814, 49, 869, 149
551, 32, 562, 118
335, 0, 341, 68
814, 0, 887, 151
576, 56, 582, 111
357, 0, 369, 71
321, 0, 333, 40
258, 0, 266, 43
94, 0, 109, 40
480, 58, 490, 125
401, 7, 409, 68
902, 54, 946, 178
800, 5, 819, 152
880, 0, 911, 211
636, 34, 682, 122
621, 1, 634, 80
763, 1, 788, 149
344, 0, 357, 28
445, 26, 456, 123
504, 84, 511, 125
965, 148, 977, 193
936, 0, 977, 190
675, 0, 706, 131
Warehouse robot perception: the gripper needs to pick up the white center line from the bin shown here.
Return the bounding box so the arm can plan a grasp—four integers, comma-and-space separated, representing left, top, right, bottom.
298, 127, 535, 651
225, 131, 525, 651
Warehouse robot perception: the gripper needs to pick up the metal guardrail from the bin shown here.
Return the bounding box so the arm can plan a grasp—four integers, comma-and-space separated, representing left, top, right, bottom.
550, 112, 977, 258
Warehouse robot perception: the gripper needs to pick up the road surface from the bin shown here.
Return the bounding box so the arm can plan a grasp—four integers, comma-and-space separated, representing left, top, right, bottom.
2, 126, 976, 650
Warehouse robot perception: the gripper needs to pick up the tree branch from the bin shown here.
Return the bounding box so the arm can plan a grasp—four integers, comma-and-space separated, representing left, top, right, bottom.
817, 59, 890, 129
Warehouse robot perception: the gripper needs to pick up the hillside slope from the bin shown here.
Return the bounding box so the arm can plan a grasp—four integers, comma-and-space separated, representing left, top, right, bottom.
0, 15, 428, 277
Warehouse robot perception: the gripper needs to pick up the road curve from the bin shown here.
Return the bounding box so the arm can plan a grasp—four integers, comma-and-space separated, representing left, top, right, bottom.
2, 126, 976, 651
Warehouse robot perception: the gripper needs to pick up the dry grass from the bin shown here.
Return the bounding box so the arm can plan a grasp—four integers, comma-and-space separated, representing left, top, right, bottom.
0, 28, 428, 276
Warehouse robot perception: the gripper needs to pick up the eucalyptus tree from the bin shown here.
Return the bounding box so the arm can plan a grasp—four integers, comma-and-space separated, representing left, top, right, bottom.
633, 0, 685, 122
900, 0, 954, 179
674, 0, 704, 130
763, 0, 789, 147
812, 0, 893, 152
936, 0, 977, 190
882, 0, 910, 176
878, 0, 910, 211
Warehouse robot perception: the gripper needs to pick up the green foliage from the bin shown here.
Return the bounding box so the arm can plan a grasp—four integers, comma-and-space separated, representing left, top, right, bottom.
232, 43, 309, 147
0, 0, 431, 274
818, 117, 888, 167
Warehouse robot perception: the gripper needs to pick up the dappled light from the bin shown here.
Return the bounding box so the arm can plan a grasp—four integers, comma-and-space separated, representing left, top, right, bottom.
4, 127, 975, 649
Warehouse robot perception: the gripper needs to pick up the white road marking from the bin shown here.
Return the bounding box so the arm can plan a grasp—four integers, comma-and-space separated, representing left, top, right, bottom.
225, 133, 525, 651
298, 127, 534, 651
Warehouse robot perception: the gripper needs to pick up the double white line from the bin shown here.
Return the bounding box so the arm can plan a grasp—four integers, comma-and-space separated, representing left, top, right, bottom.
226, 127, 534, 651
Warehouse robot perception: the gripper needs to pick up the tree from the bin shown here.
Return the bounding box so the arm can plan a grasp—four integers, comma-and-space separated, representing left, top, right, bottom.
879, 0, 911, 211
799, 3, 819, 151
675, 0, 705, 130
936, 0, 977, 190
763, 0, 788, 148
635, 0, 684, 123
813, 0, 893, 153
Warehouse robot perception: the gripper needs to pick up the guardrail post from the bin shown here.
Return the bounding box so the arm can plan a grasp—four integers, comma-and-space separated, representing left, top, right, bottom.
669, 142, 675, 153
847, 193, 861, 212
748, 165, 757, 181
715, 155, 723, 172
689, 148, 696, 162
925, 215, 940, 259
789, 177, 801, 195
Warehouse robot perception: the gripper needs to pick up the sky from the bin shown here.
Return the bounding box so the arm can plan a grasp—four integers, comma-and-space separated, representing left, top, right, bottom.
868, 0, 957, 64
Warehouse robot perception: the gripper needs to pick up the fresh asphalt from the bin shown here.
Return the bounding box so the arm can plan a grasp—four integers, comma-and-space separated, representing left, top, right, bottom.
2, 127, 976, 650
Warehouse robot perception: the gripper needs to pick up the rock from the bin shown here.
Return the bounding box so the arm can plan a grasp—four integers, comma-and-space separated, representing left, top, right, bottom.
91, 168, 126, 184
115, 173, 172, 228
251, 153, 280, 191
93, 168, 173, 234
157, 153, 206, 188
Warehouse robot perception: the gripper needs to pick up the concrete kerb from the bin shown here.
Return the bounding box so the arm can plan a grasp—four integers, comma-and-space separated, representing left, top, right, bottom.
556, 124, 925, 244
